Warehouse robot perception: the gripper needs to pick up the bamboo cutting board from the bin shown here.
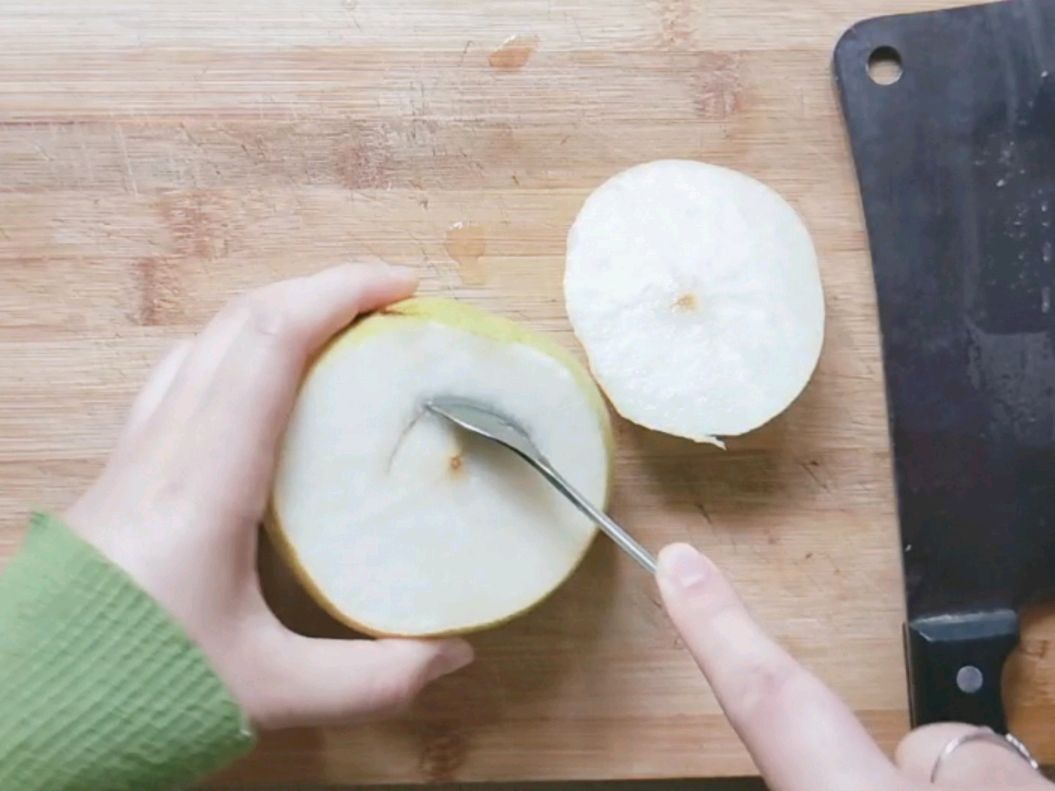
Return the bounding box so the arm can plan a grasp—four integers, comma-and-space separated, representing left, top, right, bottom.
0, 1, 1052, 785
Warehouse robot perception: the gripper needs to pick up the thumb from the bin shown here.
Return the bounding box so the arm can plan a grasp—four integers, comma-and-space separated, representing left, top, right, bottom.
262, 634, 474, 729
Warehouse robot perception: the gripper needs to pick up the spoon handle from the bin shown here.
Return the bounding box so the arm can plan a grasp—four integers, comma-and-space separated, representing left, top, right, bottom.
533, 458, 658, 575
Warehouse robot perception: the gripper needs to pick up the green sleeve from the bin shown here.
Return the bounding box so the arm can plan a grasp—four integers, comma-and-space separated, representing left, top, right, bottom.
0, 513, 255, 791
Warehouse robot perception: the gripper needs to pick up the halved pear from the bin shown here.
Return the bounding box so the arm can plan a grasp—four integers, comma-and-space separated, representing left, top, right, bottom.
565, 159, 826, 445
270, 298, 613, 637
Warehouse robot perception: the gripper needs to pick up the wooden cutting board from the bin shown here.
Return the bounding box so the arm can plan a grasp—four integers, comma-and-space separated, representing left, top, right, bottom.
0, 1, 1052, 785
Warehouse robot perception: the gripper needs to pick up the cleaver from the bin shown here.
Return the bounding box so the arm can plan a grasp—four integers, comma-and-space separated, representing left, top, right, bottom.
834, 0, 1055, 731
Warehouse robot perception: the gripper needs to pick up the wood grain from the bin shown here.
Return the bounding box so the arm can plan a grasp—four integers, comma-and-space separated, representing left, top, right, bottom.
1, 0, 1052, 785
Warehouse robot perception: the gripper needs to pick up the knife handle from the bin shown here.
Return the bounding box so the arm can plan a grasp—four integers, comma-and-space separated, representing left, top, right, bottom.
905, 609, 1019, 732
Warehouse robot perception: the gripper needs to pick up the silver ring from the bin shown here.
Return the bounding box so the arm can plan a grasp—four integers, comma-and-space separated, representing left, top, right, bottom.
930, 726, 1041, 783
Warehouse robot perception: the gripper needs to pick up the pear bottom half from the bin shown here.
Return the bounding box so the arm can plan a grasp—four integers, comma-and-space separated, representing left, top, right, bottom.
270, 298, 613, 637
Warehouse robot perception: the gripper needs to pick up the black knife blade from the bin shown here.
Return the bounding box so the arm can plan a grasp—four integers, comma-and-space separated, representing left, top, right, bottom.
834, 0, 1055, 731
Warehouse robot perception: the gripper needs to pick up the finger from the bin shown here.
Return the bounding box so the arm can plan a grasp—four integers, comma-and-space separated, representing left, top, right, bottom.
897, 723, 1047, 787
117, 339, 192, 447
156, 263, 415, 411
261, 634, 474, 729
186, 262, 415, 429
145, 264, 417, 501
657, 544, 899, 791
202, 262, 417, 369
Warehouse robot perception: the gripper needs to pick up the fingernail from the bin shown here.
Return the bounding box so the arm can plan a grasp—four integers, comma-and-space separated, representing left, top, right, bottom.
345, 262, 416, 279
387, 264, 417, 280
427, 639, 474, 681
658, 543, 710, 589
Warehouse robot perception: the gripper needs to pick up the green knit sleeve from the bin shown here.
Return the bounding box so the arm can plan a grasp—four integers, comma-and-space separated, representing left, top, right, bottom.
0, 513, 255, 790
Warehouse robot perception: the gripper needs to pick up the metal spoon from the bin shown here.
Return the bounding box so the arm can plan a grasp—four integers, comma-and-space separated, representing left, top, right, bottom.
426, 396, 657, 574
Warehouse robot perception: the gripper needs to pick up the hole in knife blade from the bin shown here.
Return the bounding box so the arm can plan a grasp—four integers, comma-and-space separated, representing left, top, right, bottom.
868, 46, 903, 86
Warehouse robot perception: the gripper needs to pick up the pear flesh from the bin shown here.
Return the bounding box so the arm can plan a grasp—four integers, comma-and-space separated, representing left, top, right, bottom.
271, 298, 612, 637
564, 159, 826, 445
